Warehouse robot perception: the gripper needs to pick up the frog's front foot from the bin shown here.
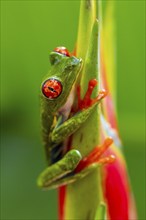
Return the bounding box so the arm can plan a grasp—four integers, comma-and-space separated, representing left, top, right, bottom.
76, 79, 107, 111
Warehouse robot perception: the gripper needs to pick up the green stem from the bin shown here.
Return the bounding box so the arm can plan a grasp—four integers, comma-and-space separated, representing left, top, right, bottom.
99, 1, 116, 101
64, 1, 104, 219
76, 0, 96, 62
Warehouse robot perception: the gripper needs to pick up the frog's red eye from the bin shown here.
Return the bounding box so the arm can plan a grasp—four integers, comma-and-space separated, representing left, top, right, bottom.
42, 78, 62, 99
54, 47, 70, 57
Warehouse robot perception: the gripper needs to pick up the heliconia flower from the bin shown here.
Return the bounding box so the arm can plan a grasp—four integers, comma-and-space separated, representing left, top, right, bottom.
57, 1, 137, 220
99, 2, 137, 219
103, 147, 137, 220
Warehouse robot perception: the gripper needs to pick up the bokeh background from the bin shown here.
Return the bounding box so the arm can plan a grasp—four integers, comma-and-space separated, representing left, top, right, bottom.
1, 1, 145, 219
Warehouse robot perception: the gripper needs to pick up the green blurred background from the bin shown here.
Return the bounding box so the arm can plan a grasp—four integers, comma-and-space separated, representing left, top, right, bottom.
1, 1, 145, 219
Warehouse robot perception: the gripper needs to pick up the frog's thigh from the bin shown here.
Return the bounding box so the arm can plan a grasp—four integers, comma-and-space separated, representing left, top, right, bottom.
37, 149, 82, 189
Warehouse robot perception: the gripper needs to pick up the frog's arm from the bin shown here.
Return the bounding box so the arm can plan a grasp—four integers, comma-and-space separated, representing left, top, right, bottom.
51, 90, 106, 144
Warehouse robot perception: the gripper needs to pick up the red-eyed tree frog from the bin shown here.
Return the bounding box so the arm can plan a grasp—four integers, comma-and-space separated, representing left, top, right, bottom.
37, 47, 111, 190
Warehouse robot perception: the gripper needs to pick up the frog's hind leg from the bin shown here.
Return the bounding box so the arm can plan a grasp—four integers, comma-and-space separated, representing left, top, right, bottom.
37, 149, 82, 189
37, 138, 115, 190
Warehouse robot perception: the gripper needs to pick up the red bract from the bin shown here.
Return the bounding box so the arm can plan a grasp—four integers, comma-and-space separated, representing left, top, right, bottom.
58, 186, 66, 220
103, 149, 129, 220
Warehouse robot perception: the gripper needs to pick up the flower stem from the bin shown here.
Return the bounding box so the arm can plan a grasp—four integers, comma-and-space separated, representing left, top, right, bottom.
64, 1, 105, 219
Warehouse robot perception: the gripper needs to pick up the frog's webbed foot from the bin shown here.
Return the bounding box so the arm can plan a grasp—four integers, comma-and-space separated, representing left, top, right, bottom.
75, 137, 115, 173
76, 79, 107, 111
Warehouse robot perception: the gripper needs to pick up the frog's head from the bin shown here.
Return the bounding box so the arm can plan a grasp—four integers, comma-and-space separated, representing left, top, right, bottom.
41, 47, 82, 111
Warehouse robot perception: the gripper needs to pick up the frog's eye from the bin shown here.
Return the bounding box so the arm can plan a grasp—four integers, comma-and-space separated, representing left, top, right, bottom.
42, 78, 62, 99
54, 47, 70, 57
